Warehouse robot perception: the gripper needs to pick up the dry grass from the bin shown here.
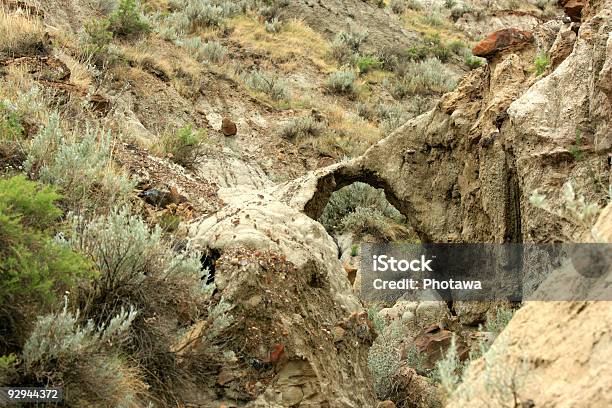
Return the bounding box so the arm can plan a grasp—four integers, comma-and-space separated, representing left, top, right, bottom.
400, 9, 466, 42
56, 51, 94, 89
306, 104, 381, 158
118, 40, 175, 79
228, 16, 333, 72
0, 7, 45, 57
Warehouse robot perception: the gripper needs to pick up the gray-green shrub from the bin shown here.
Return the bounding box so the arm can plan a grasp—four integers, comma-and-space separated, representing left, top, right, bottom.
386, 57, 457, 99
368, 322, 404, 398
64, 207, 212, 398
19, 301, 148, 406
278, 116, 325, 141
320, 182, 410, 240
24, 114, 135, 210
246, 70, 291, 102
265, 17, 282, 33
326, 70, 358, 96
180, 37, 227, 63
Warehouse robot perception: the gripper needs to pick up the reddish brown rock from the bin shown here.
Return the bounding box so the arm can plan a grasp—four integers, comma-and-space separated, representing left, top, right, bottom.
221, 117, 237, 136
558, 0, 586, 21
472, 28, 534, 58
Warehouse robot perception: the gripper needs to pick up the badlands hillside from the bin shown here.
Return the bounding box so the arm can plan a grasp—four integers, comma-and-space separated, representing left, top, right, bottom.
0, 0, 610, 407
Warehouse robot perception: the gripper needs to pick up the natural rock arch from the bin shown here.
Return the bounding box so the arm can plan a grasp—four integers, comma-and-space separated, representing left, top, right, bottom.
298, 162, 433, 242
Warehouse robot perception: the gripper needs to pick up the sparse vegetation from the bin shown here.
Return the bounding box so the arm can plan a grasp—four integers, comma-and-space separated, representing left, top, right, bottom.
278, 116, 325, 141
330, 28, 368, 64
534, 51, 550, 76
180, 37, 227, 63
423, 11, 445, 27
530, 181, 606, 232
320, 182, 411, 241
246, 70, 292, 102
406, 0, 423, 11
160, 125, 208, 168
24, 114, 135, 210
264, 17, 282, 33
386, 57, 457, 99
485, 305, 515, 338
108, 0, 149, 38
326, 70, 358, 96
435, 334, 462, 396
389, 0, 407, 15
0, 7, 45, 58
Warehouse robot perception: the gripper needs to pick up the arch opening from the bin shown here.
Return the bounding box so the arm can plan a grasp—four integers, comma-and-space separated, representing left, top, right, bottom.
303, 167, 431, 243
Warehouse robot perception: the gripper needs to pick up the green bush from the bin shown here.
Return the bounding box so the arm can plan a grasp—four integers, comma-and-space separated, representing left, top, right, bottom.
278, 116, 325, 141
465, 53, 485, 70
161, 125, 208, 168
405, 45, 429, 61
82, 18, 114, 58
108, 0, 149, 38
368, 322, 404, 398
356, 56, 382, 74
326, 71, 358, 96
534, 51, 550, 76
24, 114, 135, 210
0, 101, 26, 164
448, 39, 466, 55
0, 101, 24, 141
432, 44, 451, 62
0, 175, 92, 306
340, 207, 411, 241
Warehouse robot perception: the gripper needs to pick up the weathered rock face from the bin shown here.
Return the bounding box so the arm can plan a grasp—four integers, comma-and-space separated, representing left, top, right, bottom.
448, 299, 612, 407
472, 28, 534, 58
186, 188, 376, 407
277, 1, 610, 245
559, 0, 588, 21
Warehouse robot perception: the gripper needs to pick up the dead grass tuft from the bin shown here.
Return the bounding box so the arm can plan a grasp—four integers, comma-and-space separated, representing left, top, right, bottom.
0, 7, 45, 58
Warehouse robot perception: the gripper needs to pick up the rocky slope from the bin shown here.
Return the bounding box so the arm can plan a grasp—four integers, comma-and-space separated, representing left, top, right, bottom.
1, 0, 611, 407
